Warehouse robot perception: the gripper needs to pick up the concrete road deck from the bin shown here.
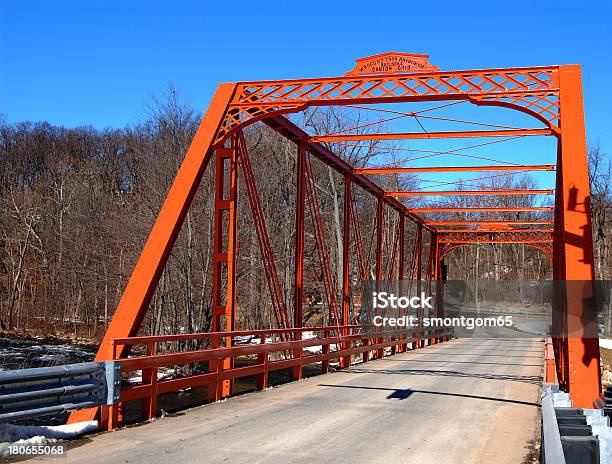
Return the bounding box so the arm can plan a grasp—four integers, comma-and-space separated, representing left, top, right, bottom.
57, 338, 544, 464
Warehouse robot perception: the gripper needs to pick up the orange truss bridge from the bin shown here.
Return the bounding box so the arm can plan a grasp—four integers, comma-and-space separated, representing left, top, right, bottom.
69, 53, 600, 429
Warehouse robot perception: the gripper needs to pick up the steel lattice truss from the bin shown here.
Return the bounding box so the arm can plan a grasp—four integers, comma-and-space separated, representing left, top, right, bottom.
72, 53, 601, 427
439, 230, 554, 257
215, 66, 560, 143
439, 230, 553, 244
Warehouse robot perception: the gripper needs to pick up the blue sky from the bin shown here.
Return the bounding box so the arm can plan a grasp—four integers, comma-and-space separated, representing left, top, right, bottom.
1, 0, 610, 162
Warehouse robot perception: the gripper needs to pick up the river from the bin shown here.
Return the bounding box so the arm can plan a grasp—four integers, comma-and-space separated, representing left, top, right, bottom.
0, 337, 95, 371
0, 335, 329, 427
0, 336, 96, 426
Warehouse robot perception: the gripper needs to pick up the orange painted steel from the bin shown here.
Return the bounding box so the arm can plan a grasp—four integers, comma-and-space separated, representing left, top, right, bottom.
554, 65, 600, 407
98, 325, 451, 430
441, 243, 554, 258
441, 239, 552, 244
408, 206, 554, 213
73, 56, 602, 425
356, 165, 555, 174
439, 230, 553, 242
264, 115, 432, 232
340, 174, 352, 367
436, 227, 554, 234
67, 83, 238, 424
386, 189, 554, 197
397, 213, 407, 353
427, 220, 553, 226
411, 224, 426, 349
545, 337, 559, 384
217, 65, 562, 143
436, 228, 554, 233
294, 143, 305, 331
374, 196, 384, 359
311, 128, 553, 142
209, 139, 239, 399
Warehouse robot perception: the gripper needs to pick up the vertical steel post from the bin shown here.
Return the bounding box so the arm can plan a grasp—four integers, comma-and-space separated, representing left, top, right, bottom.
292, 143, 306, 379
226, 135, 239, 392
375, 196, 384, 358
553, 144, 567, 387
294, 143, 305, 329
209, 134, 238, 400
415, 224, 423, 348
341, 173, 352, 368
398, 213, 406, 352
558, 65, 601, 407
429, 233, 439, 345
433, 234, 444, 343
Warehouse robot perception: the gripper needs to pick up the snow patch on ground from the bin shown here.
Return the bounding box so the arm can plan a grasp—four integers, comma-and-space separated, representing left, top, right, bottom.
600, 338, 612, 350
126, 366, 176, 384
0, 420, 97, 456
301, 331, 340, 354
302, 331, 323, 354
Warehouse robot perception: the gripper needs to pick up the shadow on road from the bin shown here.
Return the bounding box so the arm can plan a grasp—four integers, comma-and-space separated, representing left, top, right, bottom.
343, 366, 542, 384
381, 358, 543, 367
317, 383, 541, 406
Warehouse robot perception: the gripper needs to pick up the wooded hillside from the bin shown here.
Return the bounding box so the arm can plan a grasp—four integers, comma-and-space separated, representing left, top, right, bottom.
1, 89, 609, 339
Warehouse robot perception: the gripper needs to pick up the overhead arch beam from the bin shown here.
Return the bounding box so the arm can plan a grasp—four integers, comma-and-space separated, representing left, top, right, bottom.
439, 239, 552, 244
436, 228, 554, 233
408, 206, 554, 213
356, 165, 555, 174
428, 220, 553, 226
310, 128, 553, 143
386, 189, 554, 197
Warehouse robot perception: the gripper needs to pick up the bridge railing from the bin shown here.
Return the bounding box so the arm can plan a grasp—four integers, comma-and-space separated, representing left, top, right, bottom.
102, 325, 452, 430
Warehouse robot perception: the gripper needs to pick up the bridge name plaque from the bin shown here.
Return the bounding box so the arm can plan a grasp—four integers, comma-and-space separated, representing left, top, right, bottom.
344, 52, 440, 76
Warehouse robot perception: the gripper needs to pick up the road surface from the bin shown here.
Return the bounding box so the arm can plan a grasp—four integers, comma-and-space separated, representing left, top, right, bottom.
57, 338, 544, 464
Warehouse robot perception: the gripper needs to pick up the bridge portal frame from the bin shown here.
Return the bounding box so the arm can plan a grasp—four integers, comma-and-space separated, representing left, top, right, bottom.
70, 57, 600, 424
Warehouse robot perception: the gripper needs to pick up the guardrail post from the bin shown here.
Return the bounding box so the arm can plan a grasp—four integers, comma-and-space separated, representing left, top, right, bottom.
541, 385, 567, 463
108, 402, 120, 431
107, 341, 123, 430
362, 337, 369, 363
98, 360, 121, 431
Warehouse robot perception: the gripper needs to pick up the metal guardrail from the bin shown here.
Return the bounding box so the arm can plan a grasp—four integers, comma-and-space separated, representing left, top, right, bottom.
542, 384, 567, 464
0, 361, 120, 422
